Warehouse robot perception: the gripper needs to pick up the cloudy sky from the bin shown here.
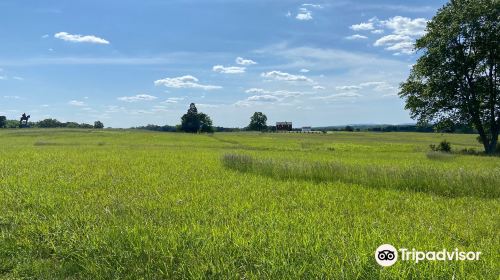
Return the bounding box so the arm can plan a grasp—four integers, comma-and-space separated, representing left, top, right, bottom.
0, 0, 446, 128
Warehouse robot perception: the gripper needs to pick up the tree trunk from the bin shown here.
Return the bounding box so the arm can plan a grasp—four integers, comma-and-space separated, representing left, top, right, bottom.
486, 131, 499, 154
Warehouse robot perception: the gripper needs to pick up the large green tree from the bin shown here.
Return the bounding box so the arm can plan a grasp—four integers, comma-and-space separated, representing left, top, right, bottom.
180, 103, 214, 133
198, 113, 214, 133
247, 112, 268, 131
399, 0, 499, 154
94, 121, 104, 129
0, 116, 6, 128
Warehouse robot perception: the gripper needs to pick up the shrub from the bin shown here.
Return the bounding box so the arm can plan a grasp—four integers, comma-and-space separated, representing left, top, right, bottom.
430, 140, 452, 153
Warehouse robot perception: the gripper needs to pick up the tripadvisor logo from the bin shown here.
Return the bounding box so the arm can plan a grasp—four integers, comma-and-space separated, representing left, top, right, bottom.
375, 244, 398, 267
375, 244, 481, 267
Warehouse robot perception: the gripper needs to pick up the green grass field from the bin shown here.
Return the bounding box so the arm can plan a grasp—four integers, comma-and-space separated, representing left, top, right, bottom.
0, 129, 499, 279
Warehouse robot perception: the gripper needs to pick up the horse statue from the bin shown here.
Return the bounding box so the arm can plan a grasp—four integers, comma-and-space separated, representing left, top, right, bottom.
19, 113, 30, 127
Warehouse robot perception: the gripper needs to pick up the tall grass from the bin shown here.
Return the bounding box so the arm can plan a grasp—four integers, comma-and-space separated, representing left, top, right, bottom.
222, 153, 500, 199
1, 130, 498, 279
426, 151, 456, 161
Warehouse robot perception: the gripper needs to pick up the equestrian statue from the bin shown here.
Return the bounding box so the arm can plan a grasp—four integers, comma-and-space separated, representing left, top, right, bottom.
19, 113, 30, 127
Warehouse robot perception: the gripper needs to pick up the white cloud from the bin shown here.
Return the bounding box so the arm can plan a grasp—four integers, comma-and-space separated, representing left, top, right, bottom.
255, 44, 409, 74
68, 100, 86, 106
212, 65, 246, 74
105, 105, 126, 113
197, 103, 220, 108
245, 88, 306, 98
248, 95, 280, 102
245, 88, 268, 94
359, 81, 386, 87
314, 93, 362, 100
54, 32, 110, 44
261, 70, 313, 82
302, 3, 323, 9
350, 22, 374, 31
381, 16, 427, 36
296, 8, 313, 21
300, 68, 310, 73
374, 34, 412, 45
3, 95, 22, 99
154, 75, 222, 90
313, 85, 325, 90
235, 94, 282, 107
161, 97, 184, 104
383, 93, 398, 97
345, 34, 368, 40
336, 85, 362, 91
118, 94, 158, 102
350, 16, 427, 55
335, 81, 396, 95
41, 34, 49, 39
360, 81, 396, 92
152, 106, 169, 112
0, 75, 24, 81
376, 16, 427, 54
374, 34, 414, 54
130, 110, 153, 115
235, 57, 257, 65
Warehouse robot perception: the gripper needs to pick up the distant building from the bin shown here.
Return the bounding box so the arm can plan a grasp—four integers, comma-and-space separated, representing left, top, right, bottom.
302, 126, 312, 132
276, 122, 292, 131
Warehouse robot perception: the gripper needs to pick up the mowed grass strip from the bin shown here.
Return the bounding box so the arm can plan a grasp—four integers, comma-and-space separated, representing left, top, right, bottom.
221, 153, 500, 199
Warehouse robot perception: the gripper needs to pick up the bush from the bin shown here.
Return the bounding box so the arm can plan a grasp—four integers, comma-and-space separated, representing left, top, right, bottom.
430, 140, 452, 153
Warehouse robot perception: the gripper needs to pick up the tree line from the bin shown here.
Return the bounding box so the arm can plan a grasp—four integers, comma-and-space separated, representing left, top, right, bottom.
0, 117, 104, 129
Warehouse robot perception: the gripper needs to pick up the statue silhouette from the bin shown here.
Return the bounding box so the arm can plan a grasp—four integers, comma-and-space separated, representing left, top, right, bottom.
20, 113, 30, 127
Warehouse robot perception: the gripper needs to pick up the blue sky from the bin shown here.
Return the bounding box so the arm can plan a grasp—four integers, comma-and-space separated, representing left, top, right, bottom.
0, 0, 447, 128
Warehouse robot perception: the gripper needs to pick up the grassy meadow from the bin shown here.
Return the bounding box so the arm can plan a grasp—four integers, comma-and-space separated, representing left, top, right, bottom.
0, 129, 499, 279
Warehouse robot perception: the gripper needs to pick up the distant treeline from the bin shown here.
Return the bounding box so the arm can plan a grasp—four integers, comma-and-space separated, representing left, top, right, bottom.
133, 124, 476, 134
0, 117, 104, 129
312, 124, 476, 134
1, 116, 476, 134
132, 124, 244, 133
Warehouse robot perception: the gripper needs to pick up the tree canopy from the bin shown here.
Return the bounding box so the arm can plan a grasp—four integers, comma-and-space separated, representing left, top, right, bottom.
94, 121, 104, 129
0, 116, 6, 128
247, 112, 268, 131
180, 103, 214, 133
399, 0, 499, 153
